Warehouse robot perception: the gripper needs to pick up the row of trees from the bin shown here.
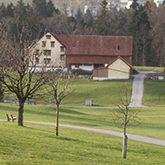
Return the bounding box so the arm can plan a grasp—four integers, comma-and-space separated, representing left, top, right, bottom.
0, 17, 74, 138
0, 1, 141, 157
0, 0, 164, 67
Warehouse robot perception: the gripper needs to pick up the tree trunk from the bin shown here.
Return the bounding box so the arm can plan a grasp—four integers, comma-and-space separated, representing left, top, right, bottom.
122, 125, 127, 158
56, 104, 59, 136
18, 100, 25, 126
142, 36, 145, 66
122, 135, 128, 159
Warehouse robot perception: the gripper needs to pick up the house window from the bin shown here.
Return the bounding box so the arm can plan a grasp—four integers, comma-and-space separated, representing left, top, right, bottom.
44, 58, 51, 64
42, 41, 46, 47
118, 45, 120, 50
44, 50, 51, 56
36, 58, 39, 64
46, 35, 51, 39
60, 47, 65, 52
60, 55, 65, 60
51, 41, 55, 47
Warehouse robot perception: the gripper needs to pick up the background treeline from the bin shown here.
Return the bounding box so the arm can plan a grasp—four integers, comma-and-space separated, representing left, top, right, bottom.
0, 0, 165, 67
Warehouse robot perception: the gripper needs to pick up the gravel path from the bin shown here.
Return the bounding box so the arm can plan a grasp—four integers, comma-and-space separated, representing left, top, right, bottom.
1, 119, 165, 146
23, 120, 165, 146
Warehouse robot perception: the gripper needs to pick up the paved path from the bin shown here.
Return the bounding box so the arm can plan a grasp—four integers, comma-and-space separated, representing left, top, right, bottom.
129, 71, 147, 107
24, 121, 165, 146
1, 119, 165, 146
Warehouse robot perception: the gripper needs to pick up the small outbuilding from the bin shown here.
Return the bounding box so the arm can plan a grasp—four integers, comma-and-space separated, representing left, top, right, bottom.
93, 56, 132, 80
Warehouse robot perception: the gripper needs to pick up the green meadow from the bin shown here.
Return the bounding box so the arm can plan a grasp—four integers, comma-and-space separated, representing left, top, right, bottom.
1, 66, 165, 164
1, 122, 165, 165
143, 80, 165, 106
5, 79, 132, 106
133, 66, 164, 72
0, 103, 165, 164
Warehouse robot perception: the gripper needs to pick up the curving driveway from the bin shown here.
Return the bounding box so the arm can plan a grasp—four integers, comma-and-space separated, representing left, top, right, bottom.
129, 71, 147, 107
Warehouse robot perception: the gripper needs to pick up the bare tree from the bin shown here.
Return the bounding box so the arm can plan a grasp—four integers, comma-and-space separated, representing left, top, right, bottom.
0, 20, 47, 126
44, 69, 75, 136
112, 82, 141, 159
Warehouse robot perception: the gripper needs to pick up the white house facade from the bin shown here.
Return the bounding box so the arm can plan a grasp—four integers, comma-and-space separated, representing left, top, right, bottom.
29, 32, 66, 72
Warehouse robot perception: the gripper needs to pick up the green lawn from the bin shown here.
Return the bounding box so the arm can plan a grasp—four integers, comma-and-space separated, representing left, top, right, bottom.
133, 66, 164, 72
0, 103, 165, 140
143, 80, 165, 106
133, 66, 156, 71
1, 121, 165, 165
4, 79, 132, 106
1, 73, 165, 164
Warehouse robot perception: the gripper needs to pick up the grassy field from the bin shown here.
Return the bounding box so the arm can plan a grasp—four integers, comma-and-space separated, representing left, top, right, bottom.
143, 80, 165, 106
133, 66, 156, 71
0, 103, 165, 140
5, 79, 132, 106
133, 66, 164, 72
1, 121, 165, 165
0, 103, 165, 164
1, 67, 165, 164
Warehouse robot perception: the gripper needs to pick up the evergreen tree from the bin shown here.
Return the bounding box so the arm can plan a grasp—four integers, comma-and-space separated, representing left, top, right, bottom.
32, 0, 47, 18
11, 0, 27, 41
14, 0, 27, 22
84, 8, 92, 22
128, 5, 151, 66
11, 0, 41, 42
0, 3, 7, 19
47, 0, 57, 17
130, 0, 139, 10
96, 0, 112, 35
6, 2, 14, 17
86, 16, 94, 27
101, 0, 108, 11
75, 8, 83, 23
33, 0, 59, 18
67, 16, 77, 32
26, 7, 41, 40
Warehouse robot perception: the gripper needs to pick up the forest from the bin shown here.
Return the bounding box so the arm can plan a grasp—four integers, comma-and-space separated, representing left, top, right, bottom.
0, 0, 165, 67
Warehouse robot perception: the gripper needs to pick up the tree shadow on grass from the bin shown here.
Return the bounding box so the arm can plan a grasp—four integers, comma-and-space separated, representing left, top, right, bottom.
23, 125, 46, 132
55, 136, 82, 143
24, 107, 87, 117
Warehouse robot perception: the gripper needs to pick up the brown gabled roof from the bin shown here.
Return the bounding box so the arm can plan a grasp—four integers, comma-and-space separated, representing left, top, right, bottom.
46, 31, 66, 48
50, 32, 133, 56
106, 56, 132, 68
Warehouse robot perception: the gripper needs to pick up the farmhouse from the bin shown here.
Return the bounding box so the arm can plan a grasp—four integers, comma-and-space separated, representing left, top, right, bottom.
31, 31, 133, 72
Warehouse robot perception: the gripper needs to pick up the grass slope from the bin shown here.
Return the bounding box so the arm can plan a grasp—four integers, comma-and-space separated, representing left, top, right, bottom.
1, 68, 165, 164
0, 103, 165, 140
1, 122, 165, 165
4, 79, 132, 106
143, 80, 165, 106
26, 79, 132, 106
